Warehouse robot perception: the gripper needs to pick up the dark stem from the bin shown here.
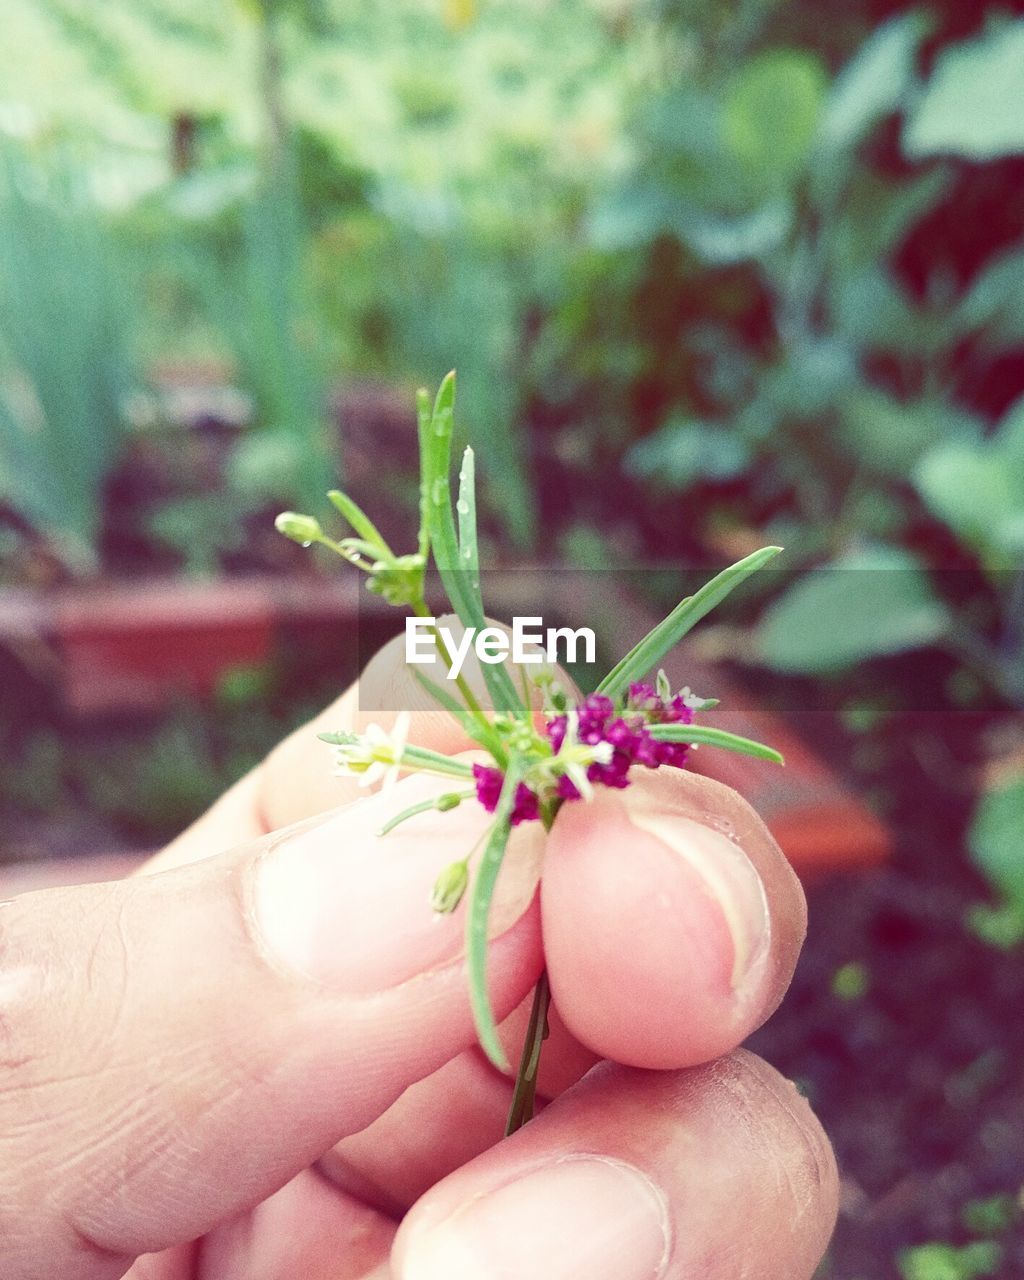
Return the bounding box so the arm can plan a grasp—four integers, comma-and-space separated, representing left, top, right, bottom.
503, 801, 561, 1134
504, 969, 551, 1136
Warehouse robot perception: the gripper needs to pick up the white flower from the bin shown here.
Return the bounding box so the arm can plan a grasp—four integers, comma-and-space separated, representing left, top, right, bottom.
334, 712, 411, 790
679, 686, 710, 711
537, 707, 615, 803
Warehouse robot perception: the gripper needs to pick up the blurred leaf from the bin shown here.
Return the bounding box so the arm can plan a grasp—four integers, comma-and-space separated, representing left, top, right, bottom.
961, 1194, 1018, 1236
832, 269, 950, 355
905, 21, 1024, 160
840, 390, 978, 474
955, 249, 1024, 350
818, 13, 925, 155
996, 396, 1024, 463
764, 339, 856, 419
147, 494, 249, 575
679, 199, 793, 265
831, 961, 869, 1000
755, 545, 952, 672
832, 169, 951, 269
723, 51, 828, 192
0, 151, 134, 571
588, 188, 792, 263
227, 427, 313, 502
967, 902, 1024, 951
899, 1240, 1001, 1280
586, 183, 681, 251
969, 775, 1024, 911
915, 442, 1024, 564
442, 0, 476, 31
625, 417, 749, 488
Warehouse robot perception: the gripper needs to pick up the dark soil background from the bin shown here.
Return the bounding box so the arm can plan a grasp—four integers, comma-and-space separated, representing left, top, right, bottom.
748, 680, 1024, 1278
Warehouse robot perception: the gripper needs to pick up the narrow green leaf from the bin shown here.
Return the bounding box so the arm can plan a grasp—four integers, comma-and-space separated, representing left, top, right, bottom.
327, 490, 388, 551
420, 375, 522, 716
412, 669, 481, 733
316, 731, 475, 778
467, 761, 524, 1070
416, 388, 433, 561
399, 745, 476, 778
412, 670, 506, 760
647, 723, 785, 764
598, 547, 783, 698
456, 446, 524, 717
421, 374, 477, 626
457, 447, 480, 580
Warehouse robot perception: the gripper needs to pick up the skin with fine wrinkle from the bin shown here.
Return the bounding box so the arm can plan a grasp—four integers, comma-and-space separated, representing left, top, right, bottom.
0, 651, 836, 1280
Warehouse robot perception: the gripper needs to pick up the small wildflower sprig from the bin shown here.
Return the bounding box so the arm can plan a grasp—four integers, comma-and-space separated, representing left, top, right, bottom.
277, 371, 783, 1134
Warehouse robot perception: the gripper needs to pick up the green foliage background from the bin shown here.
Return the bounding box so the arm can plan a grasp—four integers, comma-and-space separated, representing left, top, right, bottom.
0, 0, 1022, 927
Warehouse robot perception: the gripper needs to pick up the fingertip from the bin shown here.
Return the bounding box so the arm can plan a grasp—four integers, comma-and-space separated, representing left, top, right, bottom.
541, 769, 806, 1068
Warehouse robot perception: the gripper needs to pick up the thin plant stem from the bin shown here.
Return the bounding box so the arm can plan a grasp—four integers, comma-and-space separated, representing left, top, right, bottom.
505, 969, 551, 1135
505, 807, 557, 1134
410, 597, 492, 729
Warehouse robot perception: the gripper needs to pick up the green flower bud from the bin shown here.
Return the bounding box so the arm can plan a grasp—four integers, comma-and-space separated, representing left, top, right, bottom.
364, 553, 427, 606
275, 512, 322, 545
435, 792, 464, 813
431, 859, 469, 914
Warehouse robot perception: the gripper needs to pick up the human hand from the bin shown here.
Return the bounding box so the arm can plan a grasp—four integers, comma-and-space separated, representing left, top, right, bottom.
0, 644, 837, 1279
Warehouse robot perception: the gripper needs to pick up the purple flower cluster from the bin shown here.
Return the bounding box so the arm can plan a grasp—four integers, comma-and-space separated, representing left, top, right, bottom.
472, 764, 541, 826
473, 682, 696, 824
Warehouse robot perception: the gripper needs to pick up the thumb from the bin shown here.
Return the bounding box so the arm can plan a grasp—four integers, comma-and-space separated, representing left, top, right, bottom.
0, 777, 542, 1279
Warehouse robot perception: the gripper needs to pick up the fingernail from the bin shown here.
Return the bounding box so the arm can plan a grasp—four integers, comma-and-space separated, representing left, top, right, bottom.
630, 808, 770, 997
249, 779, 541, 992
402, 1157, 669, 1280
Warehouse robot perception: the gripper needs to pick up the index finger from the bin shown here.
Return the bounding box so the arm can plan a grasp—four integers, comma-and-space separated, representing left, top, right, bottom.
153, 630, 479, 870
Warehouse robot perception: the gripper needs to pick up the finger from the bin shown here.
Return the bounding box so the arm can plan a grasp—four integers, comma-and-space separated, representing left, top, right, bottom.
196, 1169, 395, 1280
318, 998, 597, 1215
318, 1048, 517, 1218
155, 643, 469, 871
542, 767, 807, 1067
124, 1171, 395, 1280
257, 633, 476, 833
249, 760, 803, 1212
121, 1243, 195, 1280
0, 775, 543, 1280
392, 1050, 838, 1280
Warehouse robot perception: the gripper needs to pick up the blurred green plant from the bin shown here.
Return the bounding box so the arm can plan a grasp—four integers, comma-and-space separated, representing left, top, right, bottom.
830, 961, 869, 1002
898, 1240, 1001, 1280
904, 19, 1024, 162
573, 9, 1024, 711
960, 1194, 1018, 1237
0, 668, 315, 852
0, 149, 135, 572
966, 770, 1024, 950
218, 169, 336, 512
